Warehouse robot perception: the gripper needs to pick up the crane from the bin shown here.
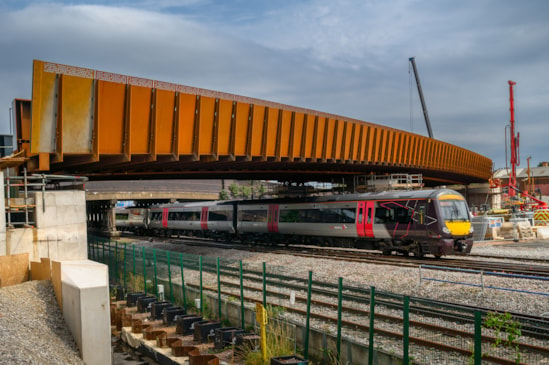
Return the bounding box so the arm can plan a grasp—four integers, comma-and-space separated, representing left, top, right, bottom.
409, 57, 434, 138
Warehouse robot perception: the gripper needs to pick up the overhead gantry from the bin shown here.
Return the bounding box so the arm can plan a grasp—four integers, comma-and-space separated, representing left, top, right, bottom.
19, 60, 491, 185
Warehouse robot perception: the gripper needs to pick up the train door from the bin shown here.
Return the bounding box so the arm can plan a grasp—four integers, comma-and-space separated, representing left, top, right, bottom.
267, 204, 279, 233
356, 201, 374, 237
200, 207, 208, 230
162, 208, 169, 228
414, 201, 429, 239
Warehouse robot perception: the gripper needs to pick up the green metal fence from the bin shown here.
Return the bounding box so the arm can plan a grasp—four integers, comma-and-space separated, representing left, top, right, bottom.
90, 237, 549, 364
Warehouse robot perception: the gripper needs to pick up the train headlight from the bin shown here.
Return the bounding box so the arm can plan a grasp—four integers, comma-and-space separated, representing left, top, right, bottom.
442, 227, 451, 235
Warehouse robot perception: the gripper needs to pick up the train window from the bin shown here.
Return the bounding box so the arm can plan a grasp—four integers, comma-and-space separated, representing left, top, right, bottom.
440, 200, 469, 221
115, 213, 129, 221
375, 206, 412, 224
239, 209, 268, 222
340, 208, 356, 223
279, 207, 356, 224
279, 209, 300, 222
375, 208, 389, 223
151, 212, 162, 221
396, 207, 413, 224
209, 211, 231, 221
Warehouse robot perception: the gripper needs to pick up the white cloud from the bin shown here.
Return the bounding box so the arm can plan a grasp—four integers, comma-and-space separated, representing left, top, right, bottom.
0, 0, 548, 168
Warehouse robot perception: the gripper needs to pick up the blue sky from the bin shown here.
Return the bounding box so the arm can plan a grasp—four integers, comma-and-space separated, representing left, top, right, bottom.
1, 0, 548, 169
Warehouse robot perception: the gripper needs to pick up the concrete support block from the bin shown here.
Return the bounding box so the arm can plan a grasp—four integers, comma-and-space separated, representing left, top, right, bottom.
4, 190, 88, 261
58, 260, 112, 365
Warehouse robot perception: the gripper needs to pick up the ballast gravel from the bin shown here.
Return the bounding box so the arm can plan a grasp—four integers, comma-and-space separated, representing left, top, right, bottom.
0, 280, 84, 365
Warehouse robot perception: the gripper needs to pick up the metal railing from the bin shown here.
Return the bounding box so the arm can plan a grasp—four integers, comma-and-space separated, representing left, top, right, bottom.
5, 169, 87, 228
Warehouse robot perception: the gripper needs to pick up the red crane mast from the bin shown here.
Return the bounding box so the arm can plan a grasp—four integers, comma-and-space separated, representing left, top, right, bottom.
507, 80, 519, 197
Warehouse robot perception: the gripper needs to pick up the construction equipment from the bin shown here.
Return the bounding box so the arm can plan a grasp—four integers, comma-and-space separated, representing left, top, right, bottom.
501, 80, 547, 210
507, 80, 519, 197
409, 57, 434, 138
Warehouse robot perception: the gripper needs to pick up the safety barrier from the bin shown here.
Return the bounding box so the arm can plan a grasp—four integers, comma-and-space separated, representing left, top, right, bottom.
419, 264, 549, 297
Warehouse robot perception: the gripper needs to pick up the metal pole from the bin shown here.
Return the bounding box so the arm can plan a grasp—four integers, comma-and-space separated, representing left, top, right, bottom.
102, 241, 105, 265
217, 257, 222, 320
132, 245, 136, 276
167, 251, 173, 303
368, 286, 375, 365
304, 271, 313, 360
142, 246, 147, 294
199, 256, 203, 313
262, 262, 267, 307
240, 260, 245, 329
474, 311, 482, 365
115, 241, 119, 284
180, 253, 187, 307
153, 249, 158, 297
23, 168, 29, 226
336, 277, 343, 362
403, 296, 410, 365
123, 243, 127, 288
6, 172, 11, 227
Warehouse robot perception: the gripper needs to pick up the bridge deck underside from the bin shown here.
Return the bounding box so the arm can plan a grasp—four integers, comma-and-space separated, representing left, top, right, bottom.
25, 60, 492, 185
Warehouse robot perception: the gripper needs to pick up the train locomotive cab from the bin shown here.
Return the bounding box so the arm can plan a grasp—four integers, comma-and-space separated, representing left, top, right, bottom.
434, 191, 474, 256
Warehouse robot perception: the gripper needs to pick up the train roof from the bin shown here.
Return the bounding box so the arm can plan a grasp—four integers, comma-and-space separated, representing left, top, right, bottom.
146, 188, 464, 209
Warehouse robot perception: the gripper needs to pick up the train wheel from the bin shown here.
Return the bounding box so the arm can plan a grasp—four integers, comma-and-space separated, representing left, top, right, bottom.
412, 246, 424, 258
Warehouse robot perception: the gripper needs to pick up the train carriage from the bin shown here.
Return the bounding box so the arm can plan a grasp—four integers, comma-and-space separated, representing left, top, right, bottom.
114, 188, 473, 257
114, 207, 148, 234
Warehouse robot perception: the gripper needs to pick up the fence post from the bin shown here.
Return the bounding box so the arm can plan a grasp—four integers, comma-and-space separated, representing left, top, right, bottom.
403, 296, 410, 365
262, 262, 267, 308
167, 251, 173, 303
240, 261, 245, 329
143, 246, 147, 295
217, 257, 222, 320
336, 277, 343, 362
123, 244, 127, 288
474, 311, 482, 365
368, 286, 375, 365
115, 241, 119, 283
132, 245, 136, 276
304, 271, 313, 360
199, 256, 203, 314
153, 249, 158, 297
180, 253, 187, 307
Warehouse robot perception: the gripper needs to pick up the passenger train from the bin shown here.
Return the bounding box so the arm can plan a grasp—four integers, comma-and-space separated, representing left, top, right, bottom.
114, 188, 474, 257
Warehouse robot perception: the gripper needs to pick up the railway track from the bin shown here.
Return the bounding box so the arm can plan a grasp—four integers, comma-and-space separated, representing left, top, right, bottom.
92, 237, 549, 364
139, 234, 549, 278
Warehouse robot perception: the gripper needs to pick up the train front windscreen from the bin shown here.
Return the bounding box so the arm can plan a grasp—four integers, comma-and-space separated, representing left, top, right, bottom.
439, 199, 472, 237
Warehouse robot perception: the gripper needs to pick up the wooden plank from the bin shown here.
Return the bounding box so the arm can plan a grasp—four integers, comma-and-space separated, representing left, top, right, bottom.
0, 253, 29, 287
31, 258, 51, 281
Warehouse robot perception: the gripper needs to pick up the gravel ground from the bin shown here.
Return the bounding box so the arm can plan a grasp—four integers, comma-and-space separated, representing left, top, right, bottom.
0, 280, 84, 365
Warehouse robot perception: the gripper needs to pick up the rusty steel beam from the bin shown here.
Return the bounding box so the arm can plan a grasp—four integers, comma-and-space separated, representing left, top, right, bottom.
25, 59, 492, 184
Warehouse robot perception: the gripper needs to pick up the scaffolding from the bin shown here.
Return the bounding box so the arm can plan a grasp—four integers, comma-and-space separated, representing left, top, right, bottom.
4, 169, 87, 228
355, 174, 424, 193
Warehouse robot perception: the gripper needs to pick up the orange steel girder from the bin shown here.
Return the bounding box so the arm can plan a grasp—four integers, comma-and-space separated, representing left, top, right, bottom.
27, 60, 492, 183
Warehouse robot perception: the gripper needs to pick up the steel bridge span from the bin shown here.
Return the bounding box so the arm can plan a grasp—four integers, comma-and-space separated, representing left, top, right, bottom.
18, 60, 491, 185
